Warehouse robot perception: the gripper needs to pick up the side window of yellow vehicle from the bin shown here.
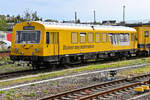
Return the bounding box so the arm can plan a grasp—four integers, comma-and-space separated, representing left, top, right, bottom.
80, 32, 86, 43
135, 33, 137, 40
46, 32, 50, 44
95, 33, 100, 43
123, 33, 129, 42
102, 33, 107, 42
88, 32, 94, 43
71, 32, 78, 43
145, 31, 149, 37
109, 33, 113, 44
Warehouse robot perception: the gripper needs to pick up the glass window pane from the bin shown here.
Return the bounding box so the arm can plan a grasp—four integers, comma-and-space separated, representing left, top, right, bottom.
145, 31, 149, 37
46, 32, 49, 44
71, 32, 78, 43
88, 32, 93, 43
80, 32, 86, 43
102, 33, 107, 42
15, 31, 41, 44
95, 33, 100, 43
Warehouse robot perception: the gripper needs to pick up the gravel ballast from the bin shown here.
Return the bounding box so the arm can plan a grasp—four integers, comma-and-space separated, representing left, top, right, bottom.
0, 64, 150, 100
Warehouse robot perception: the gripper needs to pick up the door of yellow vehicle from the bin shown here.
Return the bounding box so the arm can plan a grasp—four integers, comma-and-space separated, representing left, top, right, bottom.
144, 31, 149, 49
46, 32, 59, 61
131, 33, 136, 49
52, 32, 59, 56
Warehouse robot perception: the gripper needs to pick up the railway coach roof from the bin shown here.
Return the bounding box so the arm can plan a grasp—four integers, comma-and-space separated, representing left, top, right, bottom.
35, 21, 136, 32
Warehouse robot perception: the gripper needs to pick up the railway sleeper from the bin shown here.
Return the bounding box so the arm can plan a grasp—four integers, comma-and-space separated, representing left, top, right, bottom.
60, 97, 70, 100
67, 95, 77, 99
80, 92, 87, 95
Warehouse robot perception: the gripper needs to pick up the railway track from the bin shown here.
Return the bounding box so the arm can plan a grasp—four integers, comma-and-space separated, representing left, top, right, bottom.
0, 67, 61, 80
0, 50, 149, 82
0, 69, 35, 80
79, 81, 148, 100
40, 73, 150, 100
0, 63, 148, 82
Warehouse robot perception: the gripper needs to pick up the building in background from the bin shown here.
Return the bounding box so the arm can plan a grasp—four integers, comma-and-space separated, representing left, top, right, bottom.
6, 33, 12, 42
0, 31, 12, 50
0, 31, 12, 42
102, 20, 116, 25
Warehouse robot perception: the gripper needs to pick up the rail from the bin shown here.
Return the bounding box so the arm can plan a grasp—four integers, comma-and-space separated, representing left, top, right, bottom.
79, 81, 148, 100
40, 73, 150, 100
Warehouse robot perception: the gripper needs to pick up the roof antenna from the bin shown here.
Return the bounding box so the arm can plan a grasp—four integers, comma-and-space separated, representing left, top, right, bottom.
91, 25, 94, 30
27, 21, 30, 26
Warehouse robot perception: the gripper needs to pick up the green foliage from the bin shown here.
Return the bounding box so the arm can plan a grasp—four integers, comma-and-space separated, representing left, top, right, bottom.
13, 94, 20, 98
43, 89, 49, 93
5, 90, 13, 99
29, 92, 35, 96
0, 15, 7, 31
24, 9, 42, 21
30, 84, 35, 86
120, 66, 150, 75
6, 91, 11, 96
45, 19, 58, 22
0, 90, 5, 94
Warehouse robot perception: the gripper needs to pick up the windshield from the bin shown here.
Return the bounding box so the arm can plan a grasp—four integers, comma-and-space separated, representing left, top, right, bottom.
15, 31, 41, 44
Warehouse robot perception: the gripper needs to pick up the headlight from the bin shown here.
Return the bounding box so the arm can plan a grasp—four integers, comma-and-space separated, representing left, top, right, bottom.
35, 48, 38, 52
14, 48, 18, 52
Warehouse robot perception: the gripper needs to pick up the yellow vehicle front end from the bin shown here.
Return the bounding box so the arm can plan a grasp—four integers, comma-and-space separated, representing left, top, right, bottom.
134, 25, 150, 55
10, 22, 45, 63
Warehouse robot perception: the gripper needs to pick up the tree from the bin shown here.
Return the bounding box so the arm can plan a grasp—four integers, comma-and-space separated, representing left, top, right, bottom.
45, 19, 58, 22
76, 19, 80, 23
16, 14, 21, 23
0, 15, 7, 31
24, 9, 31, 21
24, 9, 41, 21
40, 17, 43, 21
32, 11, 40, 21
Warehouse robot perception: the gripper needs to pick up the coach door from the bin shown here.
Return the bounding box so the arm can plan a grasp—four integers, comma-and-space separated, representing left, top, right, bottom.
144, 31, 149, 49
49, 32, 59, 58
46, 32, 59, 61
131, 33, 136, 49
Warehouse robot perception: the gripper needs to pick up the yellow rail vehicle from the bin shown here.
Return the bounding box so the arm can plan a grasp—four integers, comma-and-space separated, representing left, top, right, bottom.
10, 21, 137, 68
134, 25, 150, 55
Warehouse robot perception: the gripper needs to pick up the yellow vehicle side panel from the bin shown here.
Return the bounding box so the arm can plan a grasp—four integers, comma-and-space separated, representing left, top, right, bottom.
11, 21, 137, 57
